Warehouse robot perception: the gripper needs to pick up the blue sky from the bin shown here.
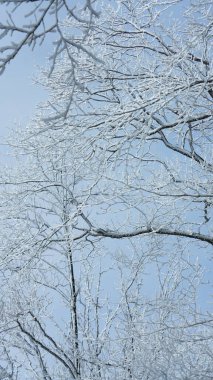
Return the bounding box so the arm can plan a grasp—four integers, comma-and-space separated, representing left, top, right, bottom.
0, 37, 49, 162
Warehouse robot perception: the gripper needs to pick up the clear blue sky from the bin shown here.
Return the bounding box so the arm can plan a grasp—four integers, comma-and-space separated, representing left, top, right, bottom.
0, 40, 49, 162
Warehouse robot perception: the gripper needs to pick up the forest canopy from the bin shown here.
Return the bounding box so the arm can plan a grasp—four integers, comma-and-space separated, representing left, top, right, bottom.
0, 1, 212, 379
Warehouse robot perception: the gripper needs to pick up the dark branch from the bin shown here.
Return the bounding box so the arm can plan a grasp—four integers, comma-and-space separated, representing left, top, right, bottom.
91, 227, 213, 246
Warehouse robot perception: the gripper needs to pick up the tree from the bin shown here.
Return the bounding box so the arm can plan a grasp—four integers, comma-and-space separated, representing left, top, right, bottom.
0, 0, 100, 75
0, 128, 212, 379
32, 0, 213, 247
0, 0, 212, 379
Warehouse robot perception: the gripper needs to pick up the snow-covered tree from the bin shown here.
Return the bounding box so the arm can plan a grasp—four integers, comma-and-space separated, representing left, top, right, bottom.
0, 0, 212, 378
0, 0, 100, 75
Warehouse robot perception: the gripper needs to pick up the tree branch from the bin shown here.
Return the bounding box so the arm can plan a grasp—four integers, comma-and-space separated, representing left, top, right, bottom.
91, 227, 213, 246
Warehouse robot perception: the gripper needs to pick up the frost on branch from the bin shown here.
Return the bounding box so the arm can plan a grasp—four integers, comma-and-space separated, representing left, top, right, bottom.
0, 0, 212, 378
0, 0, 100, 75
